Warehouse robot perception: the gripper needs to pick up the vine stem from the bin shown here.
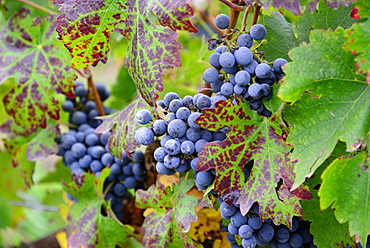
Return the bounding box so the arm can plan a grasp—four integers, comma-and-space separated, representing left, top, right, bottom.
15, 0, 58, 15
225, 0, 243, 39
84, 68, 106, 117
219, 0, 244, 11
241, 6, 253, 32
251, 4, 261, 26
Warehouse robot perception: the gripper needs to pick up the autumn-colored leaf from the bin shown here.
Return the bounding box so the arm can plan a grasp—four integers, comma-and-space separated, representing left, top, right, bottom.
0, 8, 76, 133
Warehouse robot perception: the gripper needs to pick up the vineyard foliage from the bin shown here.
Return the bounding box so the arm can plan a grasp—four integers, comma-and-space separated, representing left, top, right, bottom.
0, 0, 369, 247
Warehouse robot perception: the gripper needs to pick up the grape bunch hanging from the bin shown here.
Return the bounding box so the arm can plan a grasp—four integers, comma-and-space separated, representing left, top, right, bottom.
56, 82, 147, 222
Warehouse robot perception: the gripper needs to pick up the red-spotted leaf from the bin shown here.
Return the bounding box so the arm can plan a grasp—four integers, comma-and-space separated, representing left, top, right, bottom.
11, 144, 35, 188
95, 98, 150, 158
242, 0, 355, 16
196, 97, 310, 227
136, 179, 200, 247
53, 0, 196, 107
64, 169, 135, 248
345, 1, 370, 82
0, 8, 76, 133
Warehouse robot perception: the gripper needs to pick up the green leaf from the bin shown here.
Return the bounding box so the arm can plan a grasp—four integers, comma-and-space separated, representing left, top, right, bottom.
64, 169, 135, 248
108, 65, 136, 110
345, 0, 370, 81
263, 12, 299, 61
12, 144, 35, 188
278, 28, 370, 189
302, 191, 356, 247
53, 0, 197, 107
318, 152, 370, 245
297, 0, 358, 43
196, 97, 311, 227
0, 8, 76, 133
95, 98, 150, 158
136, 179, 200, 247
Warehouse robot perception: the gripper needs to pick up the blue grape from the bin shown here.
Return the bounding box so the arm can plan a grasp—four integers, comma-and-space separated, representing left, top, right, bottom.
61, 134, 77, 149
297, 226, 313, 243
249, 24, 267, 40
223, 64, 238, 74
195, 138, 208, 153
219, 52, 235, 68
215, 14, 230, 29
234, 84, 247, 95
85, 133, 99, 146
90, 146, 105, 159
257, 223, 275, 242
160, 135, 173, 147
239, 224, 253, 239
211, 80, 223, 91
226, 233, 236, 244
231, 210, 248, 227
135, 127, 154, 145
253, 233, 270, 246
165, 112, 176, 123
164, 154, 181, 169
152, 119, 167, 136
78, 123, 91, 132
203, 68, 219, 83
164, 139, 181, 155
132, 163, 145, 176
211, 94, 227, 107
90, 160, 103, 172
237, 33, 254, 48
62, 100, 74, 112
235, 70, 251, 86
215, 45, 227, 54
124, 177, 137, 189
154, 147, 167, 162
261, 84, 272, 99
113, 183, 126, 197
169, 99, 183, 113
244, 60, 258, 76
213, 130, 226, 141
247, 215, 262, 230
85, 101, 96, 112
133, 150, 144, 164
110, 163, 122, 175
174, 160, 191, 173
277, 242, 292, 248
190, 157, 198, 171
289, 233, 303, 248
176, 107, 191, 121
234, 47, 253, 65
167, 119, 186, 138
228, 223, 240, 235
196, 95, 211, 110
273, 58, 288, 74
289, 217, 299, 232
182, 95, 193, 107
70, 143, 86, 158
95, 83, 110, 101
188, 112, 202, 129
249, 100, 264, 112
220, 201, 237, 217
136, 109, 152, 125
209, 53, 222, 69
88, 109, 99, 121
79, 154, 92, 169
157, 100, 166, 108
156, 161, 171, 174
201, 130, 213, 142
255, 63, 271, 79
181, 140, 195, 155
248, 83, 263, 99
101, 153, 114, 166
195, 171, 214, 187
276, 228, 290, 243
163, 92, 180, 107
221, 82, 234, 97
122, 163, 133, 176
99, 131, 111, 145
69, 161, 80, 171
75, 84, 87, 97
242, 236, 257, 248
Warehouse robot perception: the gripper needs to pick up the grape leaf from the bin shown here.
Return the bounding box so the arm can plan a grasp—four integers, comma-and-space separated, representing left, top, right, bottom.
53, 0, 196, 107
0, 8, 76, 133
95, 98, 150, 158
318, 152, 370, 245
302, 190, 356, 247
64, 169, 135, 248
263, 12, 299, 62
242, 0, 354, 16
278, 28, 370, 189
195, 97, 311, 227
136, 179, 200, 247
297, 0, 358, 44
345, 0, 370, 82
11, 143, 35, 188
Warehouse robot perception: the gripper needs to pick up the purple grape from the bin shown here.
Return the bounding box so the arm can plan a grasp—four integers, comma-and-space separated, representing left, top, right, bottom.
250, 24, 267, 40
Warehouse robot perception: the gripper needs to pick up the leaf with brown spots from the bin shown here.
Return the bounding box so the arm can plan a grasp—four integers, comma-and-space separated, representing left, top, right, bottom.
0, 8, 76, 133
136, 179, 201, 247
196, 97, 311, 227
95, 98, 150, 158
64, 169, 135, 248
53, 0, 196, 106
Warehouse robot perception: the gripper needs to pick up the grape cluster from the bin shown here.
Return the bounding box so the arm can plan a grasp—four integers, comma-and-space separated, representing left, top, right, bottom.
56, 82, 147, 221
205, 18, 287, 117
220, 200, 317, 248
134, 91, 229, 190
